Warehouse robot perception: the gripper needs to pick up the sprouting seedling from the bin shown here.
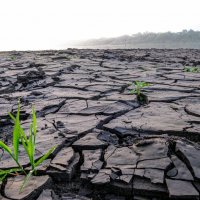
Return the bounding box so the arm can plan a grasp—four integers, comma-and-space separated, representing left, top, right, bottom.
10, 56, 16, 60
0, 102, 25, 174
17, 105, 56, 192
0, 101, 56, 192
183, 66, 199, 73
130, 81, 150, 104
13, 104, 56, 192
130, 81, 150, 96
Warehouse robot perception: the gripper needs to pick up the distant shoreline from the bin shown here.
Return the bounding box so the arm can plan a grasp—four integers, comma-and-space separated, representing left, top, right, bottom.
75, 30, 200, 49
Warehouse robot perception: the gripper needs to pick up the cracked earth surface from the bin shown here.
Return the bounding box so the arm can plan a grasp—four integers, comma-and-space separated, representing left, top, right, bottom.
0, 49, 200, 200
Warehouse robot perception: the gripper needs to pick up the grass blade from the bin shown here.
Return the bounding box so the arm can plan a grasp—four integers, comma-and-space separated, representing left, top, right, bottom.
32, 106, 37, 144
0, 141, 12, 155
9, 112, 28, 144
8, 112, 15, 122
0, 168, 22, 176
19, 170, 34, 193
12, 102, 21, 161
0, 141, 25, 174
0, 173, 7, 184
28, 124, 34, 170
0, 168, 22, 184
35, 146, 56, 167
21, 139, 29, 157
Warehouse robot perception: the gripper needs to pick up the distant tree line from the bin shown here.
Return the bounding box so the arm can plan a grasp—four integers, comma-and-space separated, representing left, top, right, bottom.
77, 30, 200, 49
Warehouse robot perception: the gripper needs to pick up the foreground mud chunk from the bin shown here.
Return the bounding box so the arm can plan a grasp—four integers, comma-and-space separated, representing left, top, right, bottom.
132, 138, 169, 160
43, 87, 101, 100
48, 147, 80, 181
137, 157, 172, 170
185, 103, 200, 117
51, 147, 75, 166
72, 133, 108, 150
166, 179, 199, 199
37, 189, 58, 200
89, 136, 200, 198
100, 92, 138, 103
78, 101, 132, 115
134, 169, 164, 184
91, 169, 111, 185
4, 175, 52, 200
104, 102, 200, 137
133, 138, 171, 173
115, 168, 134, 184
145, 90, 196, 102
175, 140, 200, 179
81, 149, 102, 173
17, 68, 45, 83
61, 193, 91, 200
106, 147, 139, 169
109, 181, 133, 196
168, 155, 194, 181
97, 130, 119, 145
46, 114, 108, 137
133, 177, 168, 197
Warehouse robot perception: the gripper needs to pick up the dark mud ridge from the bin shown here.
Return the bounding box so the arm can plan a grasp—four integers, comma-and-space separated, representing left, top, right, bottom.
0, 49, 200, 200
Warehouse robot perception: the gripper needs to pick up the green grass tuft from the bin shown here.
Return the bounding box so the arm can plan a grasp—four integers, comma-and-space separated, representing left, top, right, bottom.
130, 81, 150, 104
183, 66, 200, 73
130, 81, 150, 96
0, 101, 56, 192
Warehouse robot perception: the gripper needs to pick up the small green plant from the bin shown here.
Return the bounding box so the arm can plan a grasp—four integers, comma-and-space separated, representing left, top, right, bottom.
10, 56, 16, 60
130, 81, 150, 96
130, 81, 150, 104
0, 101, 56, 192
0, 103, 25, 176
183, 66, 199, 73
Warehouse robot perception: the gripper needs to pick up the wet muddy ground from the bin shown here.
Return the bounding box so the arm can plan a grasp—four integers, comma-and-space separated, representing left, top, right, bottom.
0, 49, 200, 200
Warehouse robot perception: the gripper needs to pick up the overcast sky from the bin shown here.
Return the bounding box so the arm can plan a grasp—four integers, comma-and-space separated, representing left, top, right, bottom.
0, 0, 200, 50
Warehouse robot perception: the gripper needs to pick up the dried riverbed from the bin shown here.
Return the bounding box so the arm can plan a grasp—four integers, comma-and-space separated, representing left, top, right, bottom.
0, 49, 200, 200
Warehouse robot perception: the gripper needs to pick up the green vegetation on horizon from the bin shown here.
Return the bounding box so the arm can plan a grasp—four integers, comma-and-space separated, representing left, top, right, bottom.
78, 30, 200, 49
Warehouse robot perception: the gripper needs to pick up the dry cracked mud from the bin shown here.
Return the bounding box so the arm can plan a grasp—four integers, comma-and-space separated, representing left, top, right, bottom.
0, 49, 200, 200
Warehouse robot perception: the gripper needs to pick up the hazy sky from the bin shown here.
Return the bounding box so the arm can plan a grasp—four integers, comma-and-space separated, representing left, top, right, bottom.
0, 0, 200, 50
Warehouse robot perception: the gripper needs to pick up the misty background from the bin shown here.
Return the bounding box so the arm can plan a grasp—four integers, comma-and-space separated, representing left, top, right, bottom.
74, 30, 200, 49
0, 0, 200, 50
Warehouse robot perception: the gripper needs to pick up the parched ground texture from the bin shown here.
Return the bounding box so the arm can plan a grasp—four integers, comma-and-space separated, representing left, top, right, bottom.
0, 49, 200, 200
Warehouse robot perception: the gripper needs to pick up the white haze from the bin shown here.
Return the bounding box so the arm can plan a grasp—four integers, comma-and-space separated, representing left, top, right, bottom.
0, 0, 200, 50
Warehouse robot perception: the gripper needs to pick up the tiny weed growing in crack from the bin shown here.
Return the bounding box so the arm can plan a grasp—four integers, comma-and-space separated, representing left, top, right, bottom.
183, 66, 200, 73
130, 81, 150, 96
0, 101, 56, 192
130, 81, 150, 104
10, 56, 16, 60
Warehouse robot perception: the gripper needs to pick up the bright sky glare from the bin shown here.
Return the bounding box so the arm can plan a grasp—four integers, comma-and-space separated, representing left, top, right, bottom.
0, 0, 200, 50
